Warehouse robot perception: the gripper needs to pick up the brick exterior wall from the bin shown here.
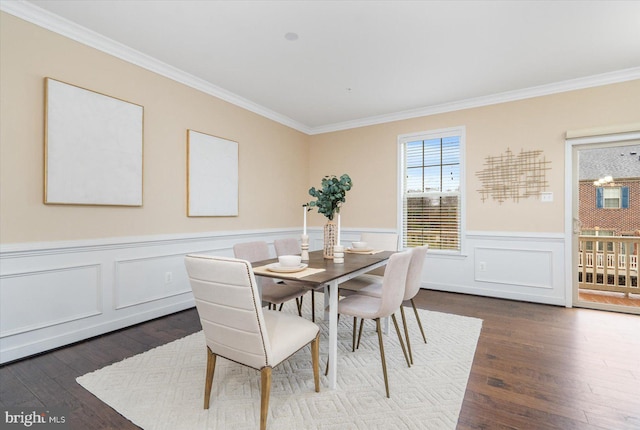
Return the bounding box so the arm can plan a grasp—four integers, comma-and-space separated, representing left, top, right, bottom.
579, 179, 640, 236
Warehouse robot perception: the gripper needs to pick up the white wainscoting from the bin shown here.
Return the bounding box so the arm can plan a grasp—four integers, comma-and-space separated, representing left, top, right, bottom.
1, 264, 102, 337
423, 231, 566, 306
0, 229, 324, 364
0, 228, 566, 363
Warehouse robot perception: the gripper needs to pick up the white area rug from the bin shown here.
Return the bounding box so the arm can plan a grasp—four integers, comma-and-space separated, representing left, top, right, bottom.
77, 301, 482, 429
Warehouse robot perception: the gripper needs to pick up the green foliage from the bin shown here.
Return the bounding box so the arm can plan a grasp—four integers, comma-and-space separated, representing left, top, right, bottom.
308, 174, 353, 220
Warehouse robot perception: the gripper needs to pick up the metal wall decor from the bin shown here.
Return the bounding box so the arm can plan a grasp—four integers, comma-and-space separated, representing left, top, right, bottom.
476, 148, 551, 203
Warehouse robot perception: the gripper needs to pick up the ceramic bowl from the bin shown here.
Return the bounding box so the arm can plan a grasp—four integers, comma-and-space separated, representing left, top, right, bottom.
352, 241, 368, 249
278, 255, 302, 268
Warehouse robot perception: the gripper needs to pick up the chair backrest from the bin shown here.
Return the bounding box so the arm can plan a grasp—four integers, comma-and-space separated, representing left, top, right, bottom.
233, 241, 277, 289
360, 232, 399, 251
404, 245, 429, 300
184, 254, 272, 370
274, 238, 301, 256
377, 250, 412, 317
233, 241, 270, 263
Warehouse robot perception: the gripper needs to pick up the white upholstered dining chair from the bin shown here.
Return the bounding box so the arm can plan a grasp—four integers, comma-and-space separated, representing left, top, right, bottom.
338, 232, 399, 295
354, 245, 429, 364
233, 241, 307, 315
184, 254, 320, 430
360, 232, 399, 253
336, 250, 412, 397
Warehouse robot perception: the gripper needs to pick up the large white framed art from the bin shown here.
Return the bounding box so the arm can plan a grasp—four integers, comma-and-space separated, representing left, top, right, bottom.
187, 130, 238, 216
44, 78, 144, 206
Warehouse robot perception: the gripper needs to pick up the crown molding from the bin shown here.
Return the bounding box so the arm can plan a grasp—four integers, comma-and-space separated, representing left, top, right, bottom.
0, 1, 312, 134
3, 1, 638, 137
308, 67, 640, 135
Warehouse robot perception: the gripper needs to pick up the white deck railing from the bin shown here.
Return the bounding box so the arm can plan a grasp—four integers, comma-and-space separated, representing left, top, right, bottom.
578, 236, 639, 296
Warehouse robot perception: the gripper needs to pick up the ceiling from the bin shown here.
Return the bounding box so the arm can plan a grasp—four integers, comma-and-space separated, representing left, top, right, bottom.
10, 1, 640, 134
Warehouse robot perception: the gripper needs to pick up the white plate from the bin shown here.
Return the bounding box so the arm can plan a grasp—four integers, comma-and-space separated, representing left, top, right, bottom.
266, 263, 308, 273
347, 247, 373, 252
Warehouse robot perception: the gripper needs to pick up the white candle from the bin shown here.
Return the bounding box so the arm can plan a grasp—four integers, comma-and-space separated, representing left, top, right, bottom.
337, 212, 341, 245
303, 206, 307, 236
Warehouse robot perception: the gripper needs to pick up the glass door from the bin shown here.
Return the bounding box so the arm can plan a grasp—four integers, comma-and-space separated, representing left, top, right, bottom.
573, 142, 640, 314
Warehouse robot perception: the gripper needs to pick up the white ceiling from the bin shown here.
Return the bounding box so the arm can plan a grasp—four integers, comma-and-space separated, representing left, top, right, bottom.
9, 0, 640, 134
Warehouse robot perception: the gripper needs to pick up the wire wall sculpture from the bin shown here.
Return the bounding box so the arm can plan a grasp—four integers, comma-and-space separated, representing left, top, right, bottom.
476, 148, 551, 203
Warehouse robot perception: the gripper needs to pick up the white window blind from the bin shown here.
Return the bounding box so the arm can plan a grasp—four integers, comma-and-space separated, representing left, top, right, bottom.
400, 129, 463, 251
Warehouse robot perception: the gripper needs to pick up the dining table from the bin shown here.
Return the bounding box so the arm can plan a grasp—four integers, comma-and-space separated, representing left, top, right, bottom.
252, 249, 395, 390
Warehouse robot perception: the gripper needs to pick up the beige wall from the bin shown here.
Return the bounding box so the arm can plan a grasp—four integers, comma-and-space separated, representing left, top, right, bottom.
0, 13, 310, 244
2, 11, 639, 244
309, 80, 640, 233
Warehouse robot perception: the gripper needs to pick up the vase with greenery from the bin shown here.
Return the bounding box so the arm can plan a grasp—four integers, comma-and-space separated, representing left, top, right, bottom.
308, 174, 353, 258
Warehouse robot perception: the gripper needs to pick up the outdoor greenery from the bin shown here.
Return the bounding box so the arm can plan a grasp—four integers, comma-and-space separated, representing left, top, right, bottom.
308, 174, 352, 220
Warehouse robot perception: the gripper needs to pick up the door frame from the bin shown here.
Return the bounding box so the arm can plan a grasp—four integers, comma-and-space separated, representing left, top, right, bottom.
564, 129, 640, 311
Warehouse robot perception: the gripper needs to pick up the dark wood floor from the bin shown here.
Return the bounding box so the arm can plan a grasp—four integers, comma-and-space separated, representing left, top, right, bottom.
2, 290, 639, 429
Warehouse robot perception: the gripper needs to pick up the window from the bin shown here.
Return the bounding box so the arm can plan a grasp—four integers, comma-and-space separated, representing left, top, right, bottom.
596, 186, 629, 209
399, 127, 464, 252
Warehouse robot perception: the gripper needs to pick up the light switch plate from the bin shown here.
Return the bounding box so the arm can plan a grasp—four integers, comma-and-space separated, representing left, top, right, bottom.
540, 192, 553, 202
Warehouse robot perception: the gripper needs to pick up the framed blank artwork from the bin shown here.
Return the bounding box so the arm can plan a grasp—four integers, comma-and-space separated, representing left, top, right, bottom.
187, 130, 239, 217
44, 78, 144, 206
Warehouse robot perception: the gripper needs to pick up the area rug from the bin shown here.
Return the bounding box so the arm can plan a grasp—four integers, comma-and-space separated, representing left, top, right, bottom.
77, 300, 482, 429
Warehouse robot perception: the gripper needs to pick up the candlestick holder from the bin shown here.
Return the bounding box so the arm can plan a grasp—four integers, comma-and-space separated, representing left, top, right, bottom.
301, 234, 309, 261
333, 245, 344, 264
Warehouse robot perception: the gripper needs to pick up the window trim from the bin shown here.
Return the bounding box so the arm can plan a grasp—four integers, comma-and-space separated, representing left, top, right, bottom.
397, 126, 466, 254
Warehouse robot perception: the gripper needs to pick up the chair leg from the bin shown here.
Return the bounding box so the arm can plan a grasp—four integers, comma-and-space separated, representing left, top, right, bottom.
411, 299, 427, 343
311, 333, 320, 392
391, 313, 411, 368
400, 306, 413, 365
356, 318, 364, 349
375, 318, 390, 398
204, 347, 217, 409
296, 296, 303, 317
260, 367, 272, 430
352, 316, 357, 352
311, 290, 315, 322
278, 303, 284, 311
